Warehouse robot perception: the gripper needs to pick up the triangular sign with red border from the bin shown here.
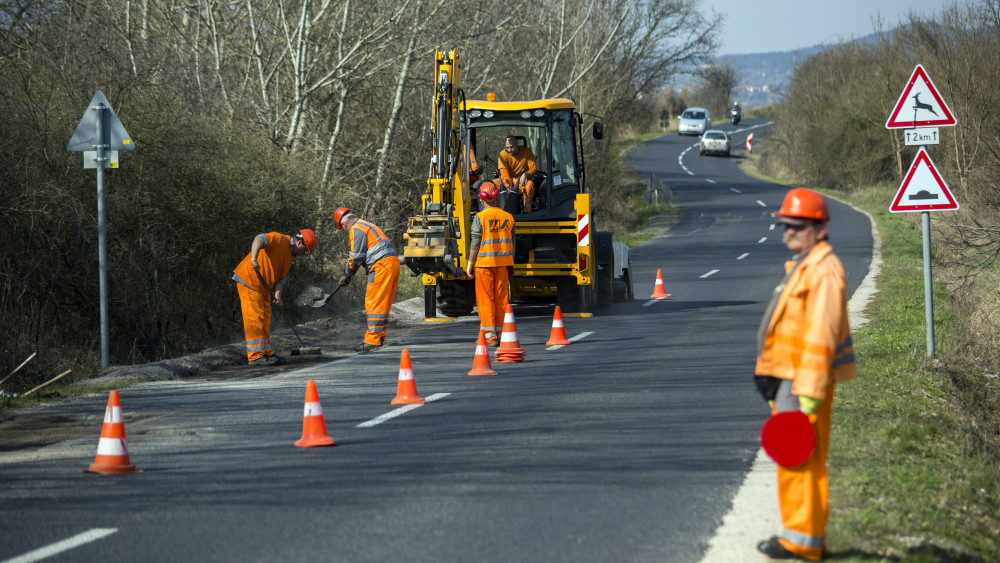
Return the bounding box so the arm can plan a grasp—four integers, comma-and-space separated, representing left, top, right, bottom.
890, 148, 959, 213
886, 64, 956, 129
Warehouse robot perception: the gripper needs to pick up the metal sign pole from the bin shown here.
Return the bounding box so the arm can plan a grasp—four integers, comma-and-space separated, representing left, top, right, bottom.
95, 103, 110, 369
921, 210, 935, 356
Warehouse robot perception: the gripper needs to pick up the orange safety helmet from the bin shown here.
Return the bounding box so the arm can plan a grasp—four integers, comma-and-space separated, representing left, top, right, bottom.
298, 229, 318, 253
479, 180, 500, 201
775, 188, 829, 222
333, 207, 352, 230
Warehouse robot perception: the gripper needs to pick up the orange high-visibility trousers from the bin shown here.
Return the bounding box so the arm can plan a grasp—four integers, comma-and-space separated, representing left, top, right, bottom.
474, 266, 509, 336
775, 385, 835, 562
517, 178, 536, 211
364, 257, 400, 346
236, 283, 272, 361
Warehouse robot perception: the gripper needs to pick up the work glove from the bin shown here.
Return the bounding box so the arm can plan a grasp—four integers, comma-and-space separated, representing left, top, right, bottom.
798, 396, 822, 415
338, 273, 352, 287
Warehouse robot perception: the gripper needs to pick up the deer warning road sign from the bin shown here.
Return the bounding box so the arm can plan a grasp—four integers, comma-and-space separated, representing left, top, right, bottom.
886, 65, 956, 129
890, 148, 958, 213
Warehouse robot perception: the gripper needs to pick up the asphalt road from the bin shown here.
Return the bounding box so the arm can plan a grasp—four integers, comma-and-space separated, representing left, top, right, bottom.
0, 118, 873, 563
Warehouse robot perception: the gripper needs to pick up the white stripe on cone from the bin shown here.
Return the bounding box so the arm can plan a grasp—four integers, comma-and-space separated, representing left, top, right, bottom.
303, 401, 324, 417
104, 406, 123, 423
96, 437, 129, 456
398, 368, 415, 381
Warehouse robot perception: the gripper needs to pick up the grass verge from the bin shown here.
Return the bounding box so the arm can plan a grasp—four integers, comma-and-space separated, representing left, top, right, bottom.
740, 157, 1000, 561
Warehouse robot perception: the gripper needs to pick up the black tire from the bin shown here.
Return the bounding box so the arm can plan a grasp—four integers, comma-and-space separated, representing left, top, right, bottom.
437, 280, 474, 317
595, 232, 614, 308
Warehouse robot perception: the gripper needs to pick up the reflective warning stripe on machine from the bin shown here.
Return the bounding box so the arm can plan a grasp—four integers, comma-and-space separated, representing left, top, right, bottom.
577, 214, 589, 246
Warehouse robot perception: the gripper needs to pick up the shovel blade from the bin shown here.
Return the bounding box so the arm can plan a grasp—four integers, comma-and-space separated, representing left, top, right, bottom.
312, 294, 331, 308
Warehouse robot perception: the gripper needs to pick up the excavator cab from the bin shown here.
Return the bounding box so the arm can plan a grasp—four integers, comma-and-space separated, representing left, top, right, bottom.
402, 50, 633, 319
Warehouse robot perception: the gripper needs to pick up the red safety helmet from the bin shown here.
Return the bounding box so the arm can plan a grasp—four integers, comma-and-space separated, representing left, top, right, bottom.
775, 188, 829, 222
479, 181, 500, 201
333, 207, 353, 230
298, 229, 318, 253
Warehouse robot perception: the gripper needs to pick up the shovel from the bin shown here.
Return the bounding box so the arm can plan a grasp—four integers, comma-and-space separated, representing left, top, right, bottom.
311, 272, 353, 308
253, 268, 321, 356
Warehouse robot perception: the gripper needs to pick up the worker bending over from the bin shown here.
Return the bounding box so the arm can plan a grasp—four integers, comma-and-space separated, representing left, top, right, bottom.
334, 207, 400, 353
467, 180, 516, 345
754, 188, 856, 561
497, 136, 537, 213
233, 229, 317, 365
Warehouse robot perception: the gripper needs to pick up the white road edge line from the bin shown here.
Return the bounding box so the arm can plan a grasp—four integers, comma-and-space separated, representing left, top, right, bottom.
700, 270, 719, 278
3, 528, 118, 563
737, 253, 749, 260
730, 187, 741, 193
756, 200, 767, 207
642, 297, 669, 307
758, 237, 767, 243
547, 331, 593, 350
706, 179, 716, 184
356, 392, 451, 428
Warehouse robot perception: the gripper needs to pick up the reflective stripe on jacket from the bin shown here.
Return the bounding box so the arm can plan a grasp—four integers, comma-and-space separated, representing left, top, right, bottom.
471, 207, 515, 268
348, 220, 397, 273
755, 241, 856, 400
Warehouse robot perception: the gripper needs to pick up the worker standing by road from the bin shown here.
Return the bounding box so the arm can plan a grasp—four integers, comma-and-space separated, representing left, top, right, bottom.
466, 180, 515, 345
754, 188, 856, 561
232, 229, 317, 365
334, 207, 400, 353
497, 136, 537, 213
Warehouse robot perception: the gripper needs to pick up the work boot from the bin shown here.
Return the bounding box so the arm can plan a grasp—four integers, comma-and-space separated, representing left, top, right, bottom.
249, 354, 284, 366
353, 342, 383, 353
485, 332, 499, 346
756, 536, 797, 560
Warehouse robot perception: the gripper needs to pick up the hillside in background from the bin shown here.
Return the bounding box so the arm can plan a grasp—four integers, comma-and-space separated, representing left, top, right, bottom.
674, 31, 888, 108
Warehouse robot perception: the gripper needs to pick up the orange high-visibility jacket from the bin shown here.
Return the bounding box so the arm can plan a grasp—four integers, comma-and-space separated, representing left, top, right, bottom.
497, 146, 537, 188
471, 207, 515, 267
232, 232, 293, 293
756, 241, 856, 400
348, 220, 397, 274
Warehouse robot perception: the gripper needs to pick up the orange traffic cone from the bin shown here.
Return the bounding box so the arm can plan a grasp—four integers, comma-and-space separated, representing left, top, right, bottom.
495, 304, 525, 362
294, 380, 337, 448
651, 268, 670, 298
545, 306, 571, 346
86, 390, 142, 474
392, 349, 425, 405
468, 331, 498, 376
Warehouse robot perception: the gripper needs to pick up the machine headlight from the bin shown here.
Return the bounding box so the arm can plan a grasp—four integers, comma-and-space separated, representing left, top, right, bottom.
469, 110, 482, 118
483, 111, 494, 118
533, 109, 545, 117
520, 111, 531, 119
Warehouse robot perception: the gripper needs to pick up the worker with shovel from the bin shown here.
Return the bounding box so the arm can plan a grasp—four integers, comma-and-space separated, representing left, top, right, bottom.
334, 208, 399, 353
232, 229, 318, 365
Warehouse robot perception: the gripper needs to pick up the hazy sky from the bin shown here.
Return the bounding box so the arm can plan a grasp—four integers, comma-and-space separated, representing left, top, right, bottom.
701, 0, 957, 55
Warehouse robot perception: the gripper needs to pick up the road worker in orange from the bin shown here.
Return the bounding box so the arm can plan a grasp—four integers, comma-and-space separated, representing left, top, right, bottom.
334, 208, 400, 353
497, 136, 537, 213
233, 229, 317, 365
466, 180, 516, 345
754, 188, 856, 561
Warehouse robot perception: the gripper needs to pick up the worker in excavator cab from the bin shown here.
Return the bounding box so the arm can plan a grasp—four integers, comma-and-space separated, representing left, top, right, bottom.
497, 135, 537, 213
334, 207, 400, 353
232, 229, 317, 365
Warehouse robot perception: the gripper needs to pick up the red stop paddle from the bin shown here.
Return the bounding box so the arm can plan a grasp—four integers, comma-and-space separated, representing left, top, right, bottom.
760, 410, 816, 468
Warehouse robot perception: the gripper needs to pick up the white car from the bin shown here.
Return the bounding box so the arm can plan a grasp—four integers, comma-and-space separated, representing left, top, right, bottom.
699, 130, 731, 157
678, 107, 711, 136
